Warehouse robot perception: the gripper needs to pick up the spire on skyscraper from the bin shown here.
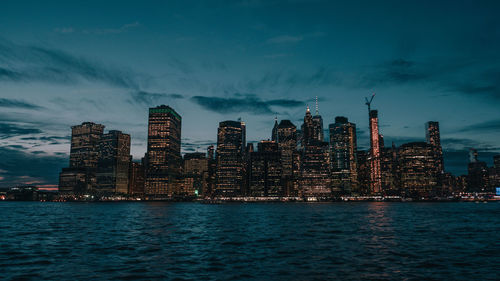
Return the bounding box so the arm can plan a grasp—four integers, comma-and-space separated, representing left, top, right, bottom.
315, 96, 319, 115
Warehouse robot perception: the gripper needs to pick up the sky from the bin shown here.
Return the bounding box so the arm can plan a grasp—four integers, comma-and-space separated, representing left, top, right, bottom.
0, 0, 499, 187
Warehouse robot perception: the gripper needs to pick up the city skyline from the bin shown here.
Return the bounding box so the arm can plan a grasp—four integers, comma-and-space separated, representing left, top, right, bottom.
49, 103, 497, 198
1, 0, 500, 188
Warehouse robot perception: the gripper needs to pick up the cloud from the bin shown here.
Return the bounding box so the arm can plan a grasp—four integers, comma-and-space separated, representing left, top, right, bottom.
0, 147, 67, 188
0, 38, 140, 88
129, 91, 184, 106
358, 57, 500, 100
0, 98, 42, 109
190, 94, 304, 114
456, 119, 500, 133
267, 35, 303, 44
245, 67, 340, 92
0, 122, 43, 139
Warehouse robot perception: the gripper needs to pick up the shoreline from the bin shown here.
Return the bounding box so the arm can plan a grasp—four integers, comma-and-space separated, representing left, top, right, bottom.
2, 196, 499, 203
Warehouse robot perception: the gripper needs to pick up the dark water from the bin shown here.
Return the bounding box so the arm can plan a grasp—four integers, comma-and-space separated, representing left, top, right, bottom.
1, 202, 499, 280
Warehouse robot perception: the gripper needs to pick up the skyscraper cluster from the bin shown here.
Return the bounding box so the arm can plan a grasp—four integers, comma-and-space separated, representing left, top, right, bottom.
58, 102, 500, 199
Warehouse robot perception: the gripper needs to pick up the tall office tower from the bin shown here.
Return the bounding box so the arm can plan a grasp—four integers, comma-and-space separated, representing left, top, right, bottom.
398, 142, 438, 197
380, 143, 399, 195
206, 145, 217, 196
271, 117, 279, 142
59, 122, 105, 194
96, 130, 131, 194
207, 145, 215, 160
69, 122, 105, 169
356, 150, 371, 195
145, 105, 182, 198
301, 106, 314, 146
128, 161, 145, 196
426, 121, 444, 177
248, 141, 282, 197
368, 110, 382, 194
277, 120, 297, 177
494, 155, 500, 172
467, 148, 489, 192
491, 155, 500, 189
300, 140, 331, 196
329, 116, 358, 194
311, 97, 324, 142
183, 152, 209, 196
215, 120, 246, 196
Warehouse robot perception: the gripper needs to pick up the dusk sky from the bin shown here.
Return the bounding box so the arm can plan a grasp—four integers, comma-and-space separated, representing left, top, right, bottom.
1, 0, 499, 187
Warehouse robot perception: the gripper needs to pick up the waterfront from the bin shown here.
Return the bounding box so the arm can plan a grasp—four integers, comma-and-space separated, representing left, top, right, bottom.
1, 202, 499, 280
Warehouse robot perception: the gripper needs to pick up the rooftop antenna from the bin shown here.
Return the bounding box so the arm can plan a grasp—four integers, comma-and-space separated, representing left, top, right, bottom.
315, 96, 319, 115
365, 92, 376, 113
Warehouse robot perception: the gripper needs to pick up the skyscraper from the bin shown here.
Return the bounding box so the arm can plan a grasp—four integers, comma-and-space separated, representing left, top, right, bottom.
96, 130, 131, 194
369, 110, 382, 194
426, 121, 444, 176
467, 148, 489, 192
300, 106, 330, 196
329, 116, 358, 194
276, 120, 297, 178
128, 161, 145, 196
380, 143, 399, 195
301, 106, 314, 146
248, 141, 282, 197
59, 122, 104, 194
215, 120, 246, 196
183, 152, 209, 196
398, 142, 437, 197
271, 117, 278, 142
69, 122, 105, 169
145, 105, 182, 198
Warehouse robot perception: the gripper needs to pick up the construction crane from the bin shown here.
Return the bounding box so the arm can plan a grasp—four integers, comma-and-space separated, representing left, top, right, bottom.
365, 93, 376, 113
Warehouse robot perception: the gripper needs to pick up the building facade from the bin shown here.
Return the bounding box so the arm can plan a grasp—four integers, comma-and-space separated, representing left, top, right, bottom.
96, 130, 131, 194
215, 120, 246, 196
145, 105, 182, 198
329, 116, 358, 194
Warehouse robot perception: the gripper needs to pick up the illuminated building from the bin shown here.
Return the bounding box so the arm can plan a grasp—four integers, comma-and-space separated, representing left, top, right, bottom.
426, 121, 444, 191
58, 168, 90, 195
59, 122, 104, 194
128, 161, 145, 196
356, 150, 370, 195
398, 142, 437, 196
248, 141, 282, 196
491, 155, 500, 189
300, 140, 331, 196
368, 110, 382, 194
299, 105, 330, 196
215, 120, 246, 196
329, 116, 358, 194
145, 105, 182, 198
183, 152, 209, 196
467, 149, 489, 192
276, 119, 298, 196
206, 145, 216, 196
69, 122, 105, 169
426, 121, 444, 173
380, 144, 399, 195
96, 130, 131, 194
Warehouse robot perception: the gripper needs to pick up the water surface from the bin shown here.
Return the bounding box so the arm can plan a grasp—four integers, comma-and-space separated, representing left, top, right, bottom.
1, 202, 498, 280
